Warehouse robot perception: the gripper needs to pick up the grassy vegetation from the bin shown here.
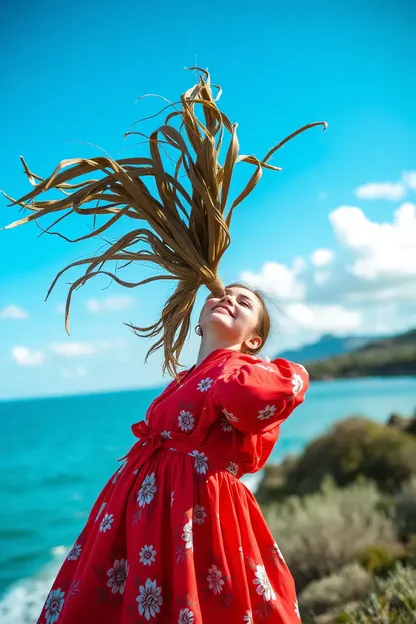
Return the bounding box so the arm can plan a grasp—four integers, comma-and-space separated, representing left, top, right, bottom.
258, 410, 416, 622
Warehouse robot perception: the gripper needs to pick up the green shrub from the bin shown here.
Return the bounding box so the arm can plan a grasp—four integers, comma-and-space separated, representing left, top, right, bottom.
298, 563, 372, 616
263, 479, 396, 590
394, 477, 416, 541
283, 417, 416, 495
405, 536, 416, 567
338, 564, 416, 623
356, 544, 404, 574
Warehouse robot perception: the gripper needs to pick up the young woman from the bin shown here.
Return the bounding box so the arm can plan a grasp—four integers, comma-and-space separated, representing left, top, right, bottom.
38, 283, 308, 624
5, 69, 324, 623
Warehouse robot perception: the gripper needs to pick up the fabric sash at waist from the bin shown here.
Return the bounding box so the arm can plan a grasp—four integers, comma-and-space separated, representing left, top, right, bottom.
118, 420, 242, 479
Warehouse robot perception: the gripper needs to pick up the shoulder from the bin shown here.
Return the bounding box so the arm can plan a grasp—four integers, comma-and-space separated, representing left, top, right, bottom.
221, 350, 307, 372
272, 357, 308, 372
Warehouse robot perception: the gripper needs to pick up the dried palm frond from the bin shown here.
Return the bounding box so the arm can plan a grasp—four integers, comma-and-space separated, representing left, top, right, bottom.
2, 68, 327, 378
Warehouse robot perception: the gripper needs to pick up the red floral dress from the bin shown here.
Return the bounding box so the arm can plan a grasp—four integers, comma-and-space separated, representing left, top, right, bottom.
38, 348, 309, 624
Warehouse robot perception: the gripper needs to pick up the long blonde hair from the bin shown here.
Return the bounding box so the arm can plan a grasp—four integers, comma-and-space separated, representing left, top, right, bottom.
3, 69, 326, 379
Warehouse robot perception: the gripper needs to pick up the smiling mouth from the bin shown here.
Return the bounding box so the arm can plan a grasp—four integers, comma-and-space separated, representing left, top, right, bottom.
213, 305, 234, 318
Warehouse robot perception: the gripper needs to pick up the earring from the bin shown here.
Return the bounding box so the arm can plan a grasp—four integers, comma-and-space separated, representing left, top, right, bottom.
195, 324, 203, 336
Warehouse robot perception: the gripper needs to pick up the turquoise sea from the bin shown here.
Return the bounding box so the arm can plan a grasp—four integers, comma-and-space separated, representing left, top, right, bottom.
0, 376, 415, 623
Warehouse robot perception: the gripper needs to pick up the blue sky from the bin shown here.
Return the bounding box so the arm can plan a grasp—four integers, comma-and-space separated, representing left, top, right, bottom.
1, 0, 415, 399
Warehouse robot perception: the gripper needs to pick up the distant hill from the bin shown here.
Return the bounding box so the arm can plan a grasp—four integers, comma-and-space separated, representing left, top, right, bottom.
275, 334, 375, 363
303, 328, 416, 380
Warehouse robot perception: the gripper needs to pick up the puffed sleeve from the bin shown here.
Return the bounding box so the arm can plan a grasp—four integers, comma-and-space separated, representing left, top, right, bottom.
211, 355, 309, 434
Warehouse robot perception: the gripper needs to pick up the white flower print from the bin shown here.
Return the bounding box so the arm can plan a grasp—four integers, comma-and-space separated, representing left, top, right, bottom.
193, 504, 207, 525
107, 558, 129, 594
139, 544, 157, 566
67, 543, 82, 561
253, 564, 276, 602
223, 407, 239, 423
220, 416, 233, 432
292, 373, 303, 396
99, 513, 114, 533
178, 607, 195, 624
207, 564, 225, 594
243, 611, 253, 624
161, 430, 172, 439
238, 546, 244, 558
137, 472, 157, 507
272, 540, 286, 564
197, 377, 213, 392
95, 501, 107, 522
257, 404, 277, 421
136, 578, 163, 620
182, 519, 193, 550
178, 410, 195, 432
45, 588, 65, 624
188, 450, 208, 474
227, 461, 239, 477
171, 491, 175, 507
295, 599, 300, 619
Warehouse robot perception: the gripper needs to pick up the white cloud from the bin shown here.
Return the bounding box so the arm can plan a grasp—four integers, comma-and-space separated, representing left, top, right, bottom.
51, 342, 96, 357
12, 346, 45, 366
310, 249, 334, 267
330, 203, 416, 280
241, 260, 305, 302
402, 170, 416, 190
241, 197, 416, 349
264, 302, 364, 356
50, 339, 126, 358
86, 296, 134, 314
0, 305, 28, 320
354, 182, 406, 201
282, 303, 363, 334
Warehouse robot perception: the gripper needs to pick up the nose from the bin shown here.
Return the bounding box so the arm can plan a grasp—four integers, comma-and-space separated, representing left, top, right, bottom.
219, 293, 234, 305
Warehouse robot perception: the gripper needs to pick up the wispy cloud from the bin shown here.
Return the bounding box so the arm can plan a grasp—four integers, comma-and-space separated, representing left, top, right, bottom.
0, 305, 28, 320
50, 342, 96, 357
354, 182, 406, 201
11, 346, 45, 366
50, 339, 126, 358
354, 169, 416, 201
86, 296, 134, 314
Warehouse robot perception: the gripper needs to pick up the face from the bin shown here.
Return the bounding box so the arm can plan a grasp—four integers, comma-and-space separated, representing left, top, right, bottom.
198, 286, 263, 351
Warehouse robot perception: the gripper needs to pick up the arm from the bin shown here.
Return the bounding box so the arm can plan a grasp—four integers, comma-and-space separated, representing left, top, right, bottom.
211, 355, 309, 434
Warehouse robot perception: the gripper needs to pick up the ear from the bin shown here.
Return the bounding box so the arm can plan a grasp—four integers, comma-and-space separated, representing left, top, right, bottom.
244, 334, 262, 351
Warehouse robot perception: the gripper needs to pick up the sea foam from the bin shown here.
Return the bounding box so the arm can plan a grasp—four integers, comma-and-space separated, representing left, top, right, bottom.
0, 546, 68, 624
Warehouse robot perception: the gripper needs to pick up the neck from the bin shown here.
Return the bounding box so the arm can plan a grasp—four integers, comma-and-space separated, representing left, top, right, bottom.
195, 339, 241, 367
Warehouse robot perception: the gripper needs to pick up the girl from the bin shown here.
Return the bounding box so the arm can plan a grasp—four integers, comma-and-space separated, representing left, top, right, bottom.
38, 283, 308, 624
5, 69, 325, 622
